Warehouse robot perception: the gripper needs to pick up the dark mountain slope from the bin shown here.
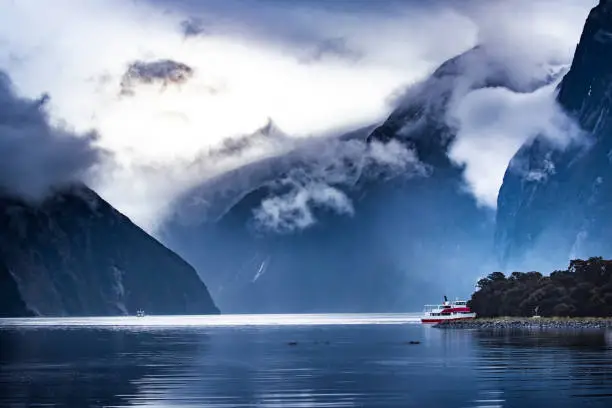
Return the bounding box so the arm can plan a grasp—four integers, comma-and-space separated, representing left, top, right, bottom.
0, 186, 219, 316
496, 0, 612, 272
0, 260, 33, 317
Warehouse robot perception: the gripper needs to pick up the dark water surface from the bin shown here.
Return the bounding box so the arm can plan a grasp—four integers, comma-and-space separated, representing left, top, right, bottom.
1, 314, 611, 407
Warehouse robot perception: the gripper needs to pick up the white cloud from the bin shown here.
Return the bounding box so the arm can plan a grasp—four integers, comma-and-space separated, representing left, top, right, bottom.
253, 139, 426, 233
0, 0, 478, 231
0, 0, 596, 229
0, 73, 106, 200
440, 0, 595, 208
464, 0, 591, 63
447, 82, 585, 207
254, 182, 354, 233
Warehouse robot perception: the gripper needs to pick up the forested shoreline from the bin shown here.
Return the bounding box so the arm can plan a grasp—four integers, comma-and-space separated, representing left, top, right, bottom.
467, 257, 612, 318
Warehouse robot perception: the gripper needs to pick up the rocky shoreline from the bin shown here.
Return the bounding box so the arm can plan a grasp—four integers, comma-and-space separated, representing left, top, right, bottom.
433, 318, 612, 330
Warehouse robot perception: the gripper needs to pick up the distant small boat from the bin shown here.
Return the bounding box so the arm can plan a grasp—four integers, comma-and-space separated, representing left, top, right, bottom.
421, 295, 476, 323
136, 309, 145, 317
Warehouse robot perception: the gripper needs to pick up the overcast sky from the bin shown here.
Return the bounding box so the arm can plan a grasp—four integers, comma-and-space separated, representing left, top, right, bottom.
0, 0, 595, 232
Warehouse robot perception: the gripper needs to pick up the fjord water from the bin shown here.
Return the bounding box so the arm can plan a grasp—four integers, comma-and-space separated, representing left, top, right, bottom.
1, 314, 611, 407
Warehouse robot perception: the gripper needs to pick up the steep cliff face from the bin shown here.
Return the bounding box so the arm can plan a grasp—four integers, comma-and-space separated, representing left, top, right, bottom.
161, 46, 539, 313
557, 0, 612, 132
0, 186, 219, 316
0, 260, 33, 317
496, 0, 612, 272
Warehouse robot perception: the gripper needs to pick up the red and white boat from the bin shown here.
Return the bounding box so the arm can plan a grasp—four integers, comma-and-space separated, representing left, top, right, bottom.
421, 296, 476, 323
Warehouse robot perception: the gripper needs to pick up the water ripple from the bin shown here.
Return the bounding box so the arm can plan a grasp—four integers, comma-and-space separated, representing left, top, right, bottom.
0, 315, 611, 407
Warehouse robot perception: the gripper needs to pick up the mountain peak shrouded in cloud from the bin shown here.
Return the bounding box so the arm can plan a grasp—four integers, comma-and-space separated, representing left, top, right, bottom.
158, 1, 602, 313
0, 0, 595, 231
161, 41, 516, 312
495, 0, 612, 273
120, 59, 194, 96
365, 43, 582, 208
0, 71, 106, 201
210, 117, 286, 158
168, 119, 423, 233
557, 0, 612, 131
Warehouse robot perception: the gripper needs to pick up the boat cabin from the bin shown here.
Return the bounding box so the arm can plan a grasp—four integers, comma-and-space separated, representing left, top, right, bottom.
421, 297, 476, 323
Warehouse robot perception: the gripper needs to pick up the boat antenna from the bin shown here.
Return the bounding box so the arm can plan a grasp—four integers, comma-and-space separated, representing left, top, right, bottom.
443, 295, 448, 302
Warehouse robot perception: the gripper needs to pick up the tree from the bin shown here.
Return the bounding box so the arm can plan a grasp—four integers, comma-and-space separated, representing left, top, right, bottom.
468, 257, 612, 317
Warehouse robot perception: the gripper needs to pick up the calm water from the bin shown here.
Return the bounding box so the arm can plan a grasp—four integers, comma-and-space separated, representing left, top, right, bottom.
1, 314, 612, 408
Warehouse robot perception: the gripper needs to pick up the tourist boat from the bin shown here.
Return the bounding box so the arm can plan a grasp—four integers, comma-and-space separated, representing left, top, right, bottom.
421, 296, 476, 323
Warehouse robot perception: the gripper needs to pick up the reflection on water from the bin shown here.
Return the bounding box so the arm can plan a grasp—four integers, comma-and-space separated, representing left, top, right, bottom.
0, 314, 611, 407
0, 313, 422, 328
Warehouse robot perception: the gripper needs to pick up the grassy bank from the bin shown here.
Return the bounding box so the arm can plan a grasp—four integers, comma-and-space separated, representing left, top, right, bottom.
434, 317, 612, 330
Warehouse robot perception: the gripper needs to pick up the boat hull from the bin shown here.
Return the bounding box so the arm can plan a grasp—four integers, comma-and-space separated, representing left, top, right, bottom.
421, 316, 475, 323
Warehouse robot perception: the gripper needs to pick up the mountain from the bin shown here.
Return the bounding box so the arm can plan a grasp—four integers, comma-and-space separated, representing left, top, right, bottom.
0, 260, 33, 317
0, 185, 219, 316
496, 0, 612, 272
159, 45, 547, 314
